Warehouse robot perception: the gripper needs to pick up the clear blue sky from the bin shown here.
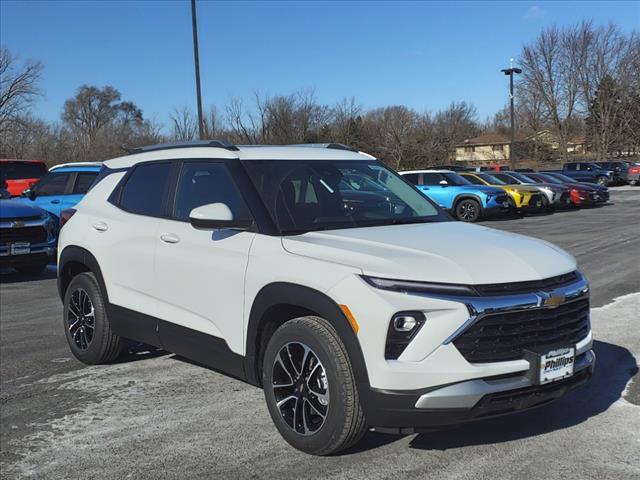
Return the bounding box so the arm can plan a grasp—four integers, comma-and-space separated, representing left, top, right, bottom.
2, 0, 639, 131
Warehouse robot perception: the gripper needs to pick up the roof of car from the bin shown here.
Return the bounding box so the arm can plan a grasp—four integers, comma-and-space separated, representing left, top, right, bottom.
104, 142, 376, 169
49, 162, 103, 171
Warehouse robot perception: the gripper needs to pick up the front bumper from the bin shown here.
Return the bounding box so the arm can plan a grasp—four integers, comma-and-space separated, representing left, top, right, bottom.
483, 195, 511, 215
329, 271, 593, 431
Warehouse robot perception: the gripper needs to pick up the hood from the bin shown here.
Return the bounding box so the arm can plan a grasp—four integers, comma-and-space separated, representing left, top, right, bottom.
282, 221, 576, 285
504, 185, 541, 194
0, 198, 47, 220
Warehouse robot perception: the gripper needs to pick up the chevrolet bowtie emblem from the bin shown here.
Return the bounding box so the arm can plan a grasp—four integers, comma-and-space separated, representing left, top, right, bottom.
543, 295, 565, 308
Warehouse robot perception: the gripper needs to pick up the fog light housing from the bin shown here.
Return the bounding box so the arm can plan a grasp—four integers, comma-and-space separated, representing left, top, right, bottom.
385, 311, 426, 360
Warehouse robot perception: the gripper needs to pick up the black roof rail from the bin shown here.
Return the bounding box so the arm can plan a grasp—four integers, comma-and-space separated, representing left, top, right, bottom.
127, 140, 239, 155
288, 143, 358, 152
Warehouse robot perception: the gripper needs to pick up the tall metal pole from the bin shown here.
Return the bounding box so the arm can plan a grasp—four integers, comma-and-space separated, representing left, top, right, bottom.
509, 72, 515, 169
501, 65, 522, 170
191, 0, 204, 139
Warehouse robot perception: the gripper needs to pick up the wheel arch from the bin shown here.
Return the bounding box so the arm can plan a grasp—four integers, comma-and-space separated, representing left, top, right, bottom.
244, 282, 370, 392
58, 246, 108, 303
453, 193, 483, 211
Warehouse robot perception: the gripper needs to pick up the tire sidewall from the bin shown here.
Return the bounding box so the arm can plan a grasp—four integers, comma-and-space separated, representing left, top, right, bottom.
63, 272, 111, 364
262, 319, 353, 454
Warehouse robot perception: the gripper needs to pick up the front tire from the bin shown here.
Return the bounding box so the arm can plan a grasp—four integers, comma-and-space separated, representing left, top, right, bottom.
455, 198, 481, 222
63, 272, 123, 364
262, 316, 366, 455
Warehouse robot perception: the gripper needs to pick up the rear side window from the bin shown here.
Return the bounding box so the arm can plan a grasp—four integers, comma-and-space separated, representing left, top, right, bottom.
34, 172, 72, 195
119, 162, 172, 217
173, 161, 250, 221
402, 173, 419, 185
421, 173, 443, 185
73, 172, 99, 194
566, 163, 577, 171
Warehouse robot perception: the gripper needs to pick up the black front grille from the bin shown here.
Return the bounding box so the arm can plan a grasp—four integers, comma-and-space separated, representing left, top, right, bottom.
559, 192, 571, 204
474, 271, 578, 296
453, 298, 590, 363
0, 226, 47, 244
495, 195, 508, 204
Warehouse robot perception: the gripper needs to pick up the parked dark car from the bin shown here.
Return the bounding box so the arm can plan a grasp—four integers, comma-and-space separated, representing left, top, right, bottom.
0, 198, 57, 273
558, 162, 615, 186
594, 161, 630, 184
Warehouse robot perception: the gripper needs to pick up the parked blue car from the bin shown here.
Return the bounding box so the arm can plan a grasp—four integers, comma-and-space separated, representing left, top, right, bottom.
19, 162, 102, 221
0, 196, 57, 273
400, 169, 510, 222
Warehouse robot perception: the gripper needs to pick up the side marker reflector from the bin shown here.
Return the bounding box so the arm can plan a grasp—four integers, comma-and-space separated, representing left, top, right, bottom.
339, 304, 359, 334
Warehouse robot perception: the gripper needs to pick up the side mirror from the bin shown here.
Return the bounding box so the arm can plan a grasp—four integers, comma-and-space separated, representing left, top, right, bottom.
439, 180, 449, 187
189, 203, 252, 230
22, 188, 36, 199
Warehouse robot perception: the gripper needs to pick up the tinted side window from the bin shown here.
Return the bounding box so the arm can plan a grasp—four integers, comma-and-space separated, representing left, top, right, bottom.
464, 175, 484, 185
421, 173, 443, 185
73, 172, 99, 194
566, 163, 577, 171
402, 173, 419, 185
174, 162, 250, 221
119, 162, 172, 217
34, 173, 72, 195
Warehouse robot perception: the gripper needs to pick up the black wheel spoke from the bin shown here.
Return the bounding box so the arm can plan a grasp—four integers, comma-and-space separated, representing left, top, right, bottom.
67, 288, 95, 352
272, 341, 329, 436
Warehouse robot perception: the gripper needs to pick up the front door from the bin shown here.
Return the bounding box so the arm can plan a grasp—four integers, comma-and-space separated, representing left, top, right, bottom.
153, 160, 255, 357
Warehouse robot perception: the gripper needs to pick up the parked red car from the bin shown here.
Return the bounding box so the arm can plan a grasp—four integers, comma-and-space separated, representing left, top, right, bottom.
0, 159, 48, 196
628, 164, 640, 186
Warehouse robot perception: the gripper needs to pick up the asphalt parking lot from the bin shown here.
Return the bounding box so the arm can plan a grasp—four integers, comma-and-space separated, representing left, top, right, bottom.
1, 187, 639, 480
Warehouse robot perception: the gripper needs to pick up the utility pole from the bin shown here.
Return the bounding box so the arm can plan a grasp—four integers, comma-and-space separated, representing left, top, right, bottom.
501, 60, 522, 169
191, 0, 205, 139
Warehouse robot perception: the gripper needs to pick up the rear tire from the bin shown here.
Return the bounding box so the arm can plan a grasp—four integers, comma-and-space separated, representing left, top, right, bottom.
63, 272, 123, 364
262, 316, 367, 455
455, 198, 481, 222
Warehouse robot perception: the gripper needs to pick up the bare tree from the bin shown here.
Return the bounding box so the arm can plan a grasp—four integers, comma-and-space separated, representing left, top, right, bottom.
170, 106, 198, 141
0, 46, 43, 135
520, 26, 580, 162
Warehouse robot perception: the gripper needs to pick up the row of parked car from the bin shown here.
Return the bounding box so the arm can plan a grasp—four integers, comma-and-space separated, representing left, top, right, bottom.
0, 160, 102, 273
0, 155, 635, 273
398, 166, 615, 222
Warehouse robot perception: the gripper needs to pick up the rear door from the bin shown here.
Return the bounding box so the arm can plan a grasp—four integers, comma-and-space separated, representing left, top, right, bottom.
61, 170, 100, 212
153, 160, 256, 358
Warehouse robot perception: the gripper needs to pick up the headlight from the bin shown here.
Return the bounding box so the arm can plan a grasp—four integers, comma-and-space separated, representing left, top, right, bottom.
362, 275, 476, 296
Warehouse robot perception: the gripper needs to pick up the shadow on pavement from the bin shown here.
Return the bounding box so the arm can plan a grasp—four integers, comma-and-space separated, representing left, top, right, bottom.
346, 340, 636, 454
0, 265, 57, 284
408, 340, 636, 451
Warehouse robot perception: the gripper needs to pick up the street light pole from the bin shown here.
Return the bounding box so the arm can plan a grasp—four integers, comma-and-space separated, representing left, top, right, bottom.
501, 62, 522, 169
191, 0, 205, 139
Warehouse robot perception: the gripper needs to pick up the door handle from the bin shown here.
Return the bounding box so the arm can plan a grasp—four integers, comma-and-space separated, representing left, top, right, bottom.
51, 199, 61, 204
160, 233, 180, 244
92, 221, 108, 232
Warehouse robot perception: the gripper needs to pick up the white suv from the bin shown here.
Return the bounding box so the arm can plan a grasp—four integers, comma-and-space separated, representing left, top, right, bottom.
57, 141, 594, 455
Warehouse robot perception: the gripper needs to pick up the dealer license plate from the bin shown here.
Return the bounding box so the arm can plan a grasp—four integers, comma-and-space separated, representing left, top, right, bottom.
539, 347, 575, 384
10, 242, 31, 255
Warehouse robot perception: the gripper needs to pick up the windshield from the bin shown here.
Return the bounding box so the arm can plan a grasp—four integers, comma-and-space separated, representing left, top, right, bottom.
507, 172, 537, 183
477, 173, 506, 185
441, 172, 471, 186
547, 172, 574, 183
242, 160, 448, 234
534, 173, 563, 184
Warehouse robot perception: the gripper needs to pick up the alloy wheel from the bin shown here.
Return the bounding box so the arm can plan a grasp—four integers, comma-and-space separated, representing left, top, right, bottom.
272, 342, 329, 436
458, 201, 477, 221
67, 288, 95, 350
